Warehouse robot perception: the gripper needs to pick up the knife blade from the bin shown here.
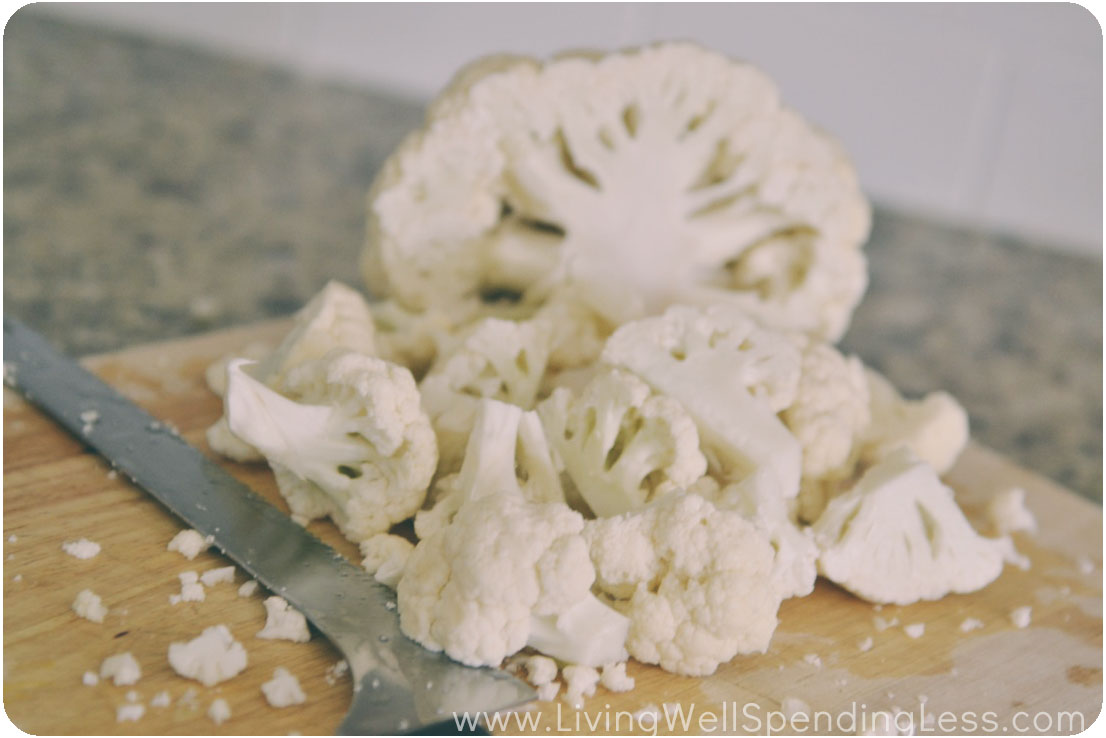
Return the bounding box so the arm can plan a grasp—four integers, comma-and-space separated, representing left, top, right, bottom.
2, 317, 534, 734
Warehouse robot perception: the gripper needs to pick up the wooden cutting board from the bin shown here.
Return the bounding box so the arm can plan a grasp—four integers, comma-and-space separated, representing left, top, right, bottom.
3, 322, 1101, 735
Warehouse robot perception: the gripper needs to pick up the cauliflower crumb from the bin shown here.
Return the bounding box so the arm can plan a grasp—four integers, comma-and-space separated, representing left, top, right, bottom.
562, 665, 600, 708
107, 469, 118, 480
62, 538, 101, 560
150, 691, 171, 708
73, 589, 108, 623
257, 596, 311, 643
802, 653, 823, 668
80, 409, 100, 435
1010, 606, 1032, 629
171, 571, 205, 604
536, 681, 561, 702
125, 690, 138, 702
261, 667, 306, 708
238, 579, 259, 597
600, 662, 635, 693
633, 703, 661, 727
857, 636, 874, 652
168, 624, 248, 686
873, 616, 899, 631
524, 655, 558, 686
903, 623, 925, 639
82, 671, 99, 686
12, 574, 23, 582
960, 617, 984, 633
782, 696, 812, 721
324, 660, 349, 686
1077, 556, 1096, 575
208, 698, 232, 725
116, 703, 144, 723
987, 487, 1037, 535
200, 566, 236, 587
100, 652, 141, 686
167, 529, 213, 560
8, 534, 16, 543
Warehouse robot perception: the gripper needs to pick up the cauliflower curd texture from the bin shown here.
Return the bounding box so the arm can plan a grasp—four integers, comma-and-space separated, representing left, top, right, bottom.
210, 41, 1024, 688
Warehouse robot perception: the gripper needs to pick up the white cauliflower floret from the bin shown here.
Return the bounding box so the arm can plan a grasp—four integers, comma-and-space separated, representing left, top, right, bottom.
261, 667, 306, 707
538, 368, 707, 518
415, 399, 563, 539
364, 43, 869, 342
584, 492, 782, 676
100, 653, 141, 686
602, 304, 802, 502
524, 654, 558, 686
399, 400, 628, 668
72, 589, 109, 623
225, 350, 437, 543
256, 596, 311, 643
987, 487, 1037, 536
861, 368, 969, 474
813, 449, 1015, 605
599, 662, 635, 693
359, 533, 415, 588
398, 492, 627, 668
779, 339, 870, 522
206, 281, 377, 462
420, 317, 553, 471
562, 665, 600, 708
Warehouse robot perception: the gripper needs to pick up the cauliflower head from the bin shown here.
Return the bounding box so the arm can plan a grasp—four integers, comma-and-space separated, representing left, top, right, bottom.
812, 449, 1014, 605
419, 317, 553, 471
602, 303, 802, 502
365, 43, 870, 341
225, 350, 437, 542
538, 367, 707, 518
584, 492, 781, 676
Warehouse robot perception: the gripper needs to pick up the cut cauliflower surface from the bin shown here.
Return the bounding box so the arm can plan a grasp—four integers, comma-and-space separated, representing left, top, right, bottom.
365, 43, 869, 342
860, 368, 969, 475
584, 492, 782, 676
225, 350, 437, 543
538, 367, 707, 518
813, 449, 1014, 605
419, 317, 553, 471
602, 304, 802, 503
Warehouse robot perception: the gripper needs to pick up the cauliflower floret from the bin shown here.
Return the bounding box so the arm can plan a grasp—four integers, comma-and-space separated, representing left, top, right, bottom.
602, 304, 802, 502
779, 339, 870, 522
538, 367, 707, 517
861, 368, 969, 474
398, 492, 627, 668
420, 317, 553, 471
364, 43, 869, 343
415, 399, 563, 539
584, 493, 781, 676
256, 596, 311, 643
206, 281, 377, 462
359, 533, 415, 588
399, 400, 627, 668
812, 449, 1015, 605
987, 487, 1037, 536
225, 350, 437, 543
168, 625, 248, 687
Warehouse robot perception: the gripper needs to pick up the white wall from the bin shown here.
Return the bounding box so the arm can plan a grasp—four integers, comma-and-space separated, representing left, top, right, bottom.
34, 2, 1103, 256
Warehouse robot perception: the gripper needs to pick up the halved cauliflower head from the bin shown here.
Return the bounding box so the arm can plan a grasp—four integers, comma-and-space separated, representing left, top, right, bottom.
602, 303, 802, 502
365, 42, 870, 341
584, 492, 782, 676
225, 350, 437, 543
537, 367, 707, 518
419, 317, 553, 471
812, 448, 1015, 605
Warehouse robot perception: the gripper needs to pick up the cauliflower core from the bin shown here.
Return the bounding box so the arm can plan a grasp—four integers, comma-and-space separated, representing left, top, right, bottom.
365, 43, 870, 341
226, 350, 437, 543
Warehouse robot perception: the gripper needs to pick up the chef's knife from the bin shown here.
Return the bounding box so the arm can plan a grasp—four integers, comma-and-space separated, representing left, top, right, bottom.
2, 317, 534, 735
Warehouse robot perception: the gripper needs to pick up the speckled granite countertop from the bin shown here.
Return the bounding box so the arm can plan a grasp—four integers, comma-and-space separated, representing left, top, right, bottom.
5, 14, 1101, 500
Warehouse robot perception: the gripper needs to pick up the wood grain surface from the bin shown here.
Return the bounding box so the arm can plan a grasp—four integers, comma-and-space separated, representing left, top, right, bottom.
3, 322, 1101, 735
